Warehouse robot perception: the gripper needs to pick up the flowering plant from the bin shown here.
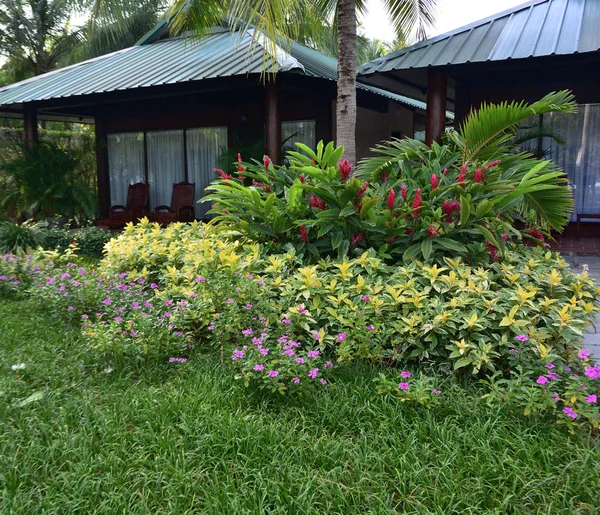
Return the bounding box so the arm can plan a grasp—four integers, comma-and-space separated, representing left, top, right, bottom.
374, 370, 443, 408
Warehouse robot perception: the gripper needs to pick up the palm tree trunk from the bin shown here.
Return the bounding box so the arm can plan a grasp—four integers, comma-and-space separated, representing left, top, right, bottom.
336, 0, 357, 164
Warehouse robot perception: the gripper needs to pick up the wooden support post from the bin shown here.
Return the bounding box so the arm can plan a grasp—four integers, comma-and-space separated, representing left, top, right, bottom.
95, 117, 111, 218
23, 104, 38, 148
425, 69, 447, 146
264, 79, 281, 165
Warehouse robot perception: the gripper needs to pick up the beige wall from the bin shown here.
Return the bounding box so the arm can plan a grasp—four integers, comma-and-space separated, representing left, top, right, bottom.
355, 102, 415, 161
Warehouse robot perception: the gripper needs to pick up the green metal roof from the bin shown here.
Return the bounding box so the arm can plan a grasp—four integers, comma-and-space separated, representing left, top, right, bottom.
359, 0, 600, 76
0, 26, 430, 113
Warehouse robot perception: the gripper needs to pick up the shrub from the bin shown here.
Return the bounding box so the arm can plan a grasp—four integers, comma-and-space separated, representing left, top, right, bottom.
0, 220, 40, 252
204, 92, 576, 263
101, 221, 599, 377
38, 227, 113, 258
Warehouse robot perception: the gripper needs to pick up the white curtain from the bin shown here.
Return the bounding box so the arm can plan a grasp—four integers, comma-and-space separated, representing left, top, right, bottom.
543, 105, 600, 221
147, 130, 185, 210
107, 132, 145, 206
282, 120, 316, 155
186, 127, 228, 218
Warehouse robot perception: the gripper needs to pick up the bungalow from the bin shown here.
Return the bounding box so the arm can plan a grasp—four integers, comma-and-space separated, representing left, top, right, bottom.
0, 24, 430, 219
358, 0, 600, 232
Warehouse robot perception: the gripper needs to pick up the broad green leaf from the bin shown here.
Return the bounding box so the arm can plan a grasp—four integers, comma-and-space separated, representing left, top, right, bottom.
460, 196, 470, 226
475, 199, 493, 218
403, 244, 422, 261
421, 238, 433, 261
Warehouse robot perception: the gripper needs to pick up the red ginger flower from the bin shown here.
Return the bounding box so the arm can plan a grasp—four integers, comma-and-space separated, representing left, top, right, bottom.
310, 195, 326, 210
430, 174, 438, 189
427, 225, 438, 237
351, 233, 364, 244
380, 172, 390, 181
442, 200, 461, 222
237, 153, 244, 172
411, 188, 422, 217
299, 225, 309, 243
443, 168, 448, 175
501, 233, 510, 241
299, 174, 305, 183
263, 155, 271, 172
356, 182, 368, 200
474, 168, 485, 183
215, 168, 233, 181
387, 188, 396, 212
485, 160, 501, 170
252, 179, 271, 193
401, 183, 407, 201
486, 242, 499, 261
339, 159, 352, 183
457, 165, 467, 185
527, 229, 545, 244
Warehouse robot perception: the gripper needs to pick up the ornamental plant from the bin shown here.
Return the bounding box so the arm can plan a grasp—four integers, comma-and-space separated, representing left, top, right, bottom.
483, 335, 600, 430
204, 91, 576, 263
374, 370, 443, 408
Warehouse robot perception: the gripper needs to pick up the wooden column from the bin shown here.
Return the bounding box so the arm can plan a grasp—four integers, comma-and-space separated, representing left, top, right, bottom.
425, 69, 448, 146
23, 104, 38, 148
264, 79, 281, 165
95, 117, 111, 218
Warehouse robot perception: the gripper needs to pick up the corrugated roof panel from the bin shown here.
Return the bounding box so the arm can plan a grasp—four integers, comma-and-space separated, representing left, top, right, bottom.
580, 0, 600, 52
0, 27, 426, 113
358, 0, 600, 76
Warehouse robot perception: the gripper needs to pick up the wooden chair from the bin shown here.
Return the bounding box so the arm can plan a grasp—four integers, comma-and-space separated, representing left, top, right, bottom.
153, 181, 195, 225
107, 182, 150, 228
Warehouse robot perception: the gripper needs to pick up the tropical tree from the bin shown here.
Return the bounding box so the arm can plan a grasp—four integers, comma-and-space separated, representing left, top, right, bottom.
0, 0, 83, 81
166, 0, 437, 164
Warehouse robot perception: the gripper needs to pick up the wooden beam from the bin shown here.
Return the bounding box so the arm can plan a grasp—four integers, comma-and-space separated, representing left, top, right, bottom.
23, 104, 38, 148
95, 117, 110, 218
264, 79, 281, 165
425, 69, 447, 146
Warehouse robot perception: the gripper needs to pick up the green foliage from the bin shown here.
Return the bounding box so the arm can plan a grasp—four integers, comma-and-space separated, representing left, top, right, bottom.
0, 220, 39, 252
205, 135, 573, 262
2, 299, 600, 513
0, 142, 97, 220
374, 370, 443, 408
39, 227, 113, 258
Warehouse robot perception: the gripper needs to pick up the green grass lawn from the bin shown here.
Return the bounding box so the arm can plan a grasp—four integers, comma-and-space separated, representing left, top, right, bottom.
1, 299, 599, 514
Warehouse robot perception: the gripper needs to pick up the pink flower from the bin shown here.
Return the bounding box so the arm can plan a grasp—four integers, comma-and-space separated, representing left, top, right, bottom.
320, 379, 328, 385
339, 159, 352, 182
232, 349, 245, 361
195, 276, 206, 283
308, 368, 320, 378
307, 350, 320, 358
253, 364, 264, 371
562, 407, 578, 419
292, 377, 301, 383
263, 155, 271, 172
242, 328, 253, 336
536, 376, 549, 384
474, 168, 485, 183
387, 189, 396, 212
400, 370, 411, 378
324, 361, 333, 368
485, 160, 501, 169
584, 365, 600, 379
267, 370, 279, 378
295, 357, 306, 364
366, 325, 375, 331
578, 349, 590, 360
586, 394, 597, 404
400, 183, 407, 201
432, 389, 442, 395
411, 188, 422, 217
337, 332, 346, 342
398, 382, 409, 391
547, 371, 559, 381
546, 363, 555, 370
361, 295, 370, 302
430, 174, 438, 189
313, 333, 321, 341
515, 334, 529, 342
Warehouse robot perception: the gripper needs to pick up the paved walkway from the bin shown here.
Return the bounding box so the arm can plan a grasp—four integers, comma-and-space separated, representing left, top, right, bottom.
563, 254, 600, 361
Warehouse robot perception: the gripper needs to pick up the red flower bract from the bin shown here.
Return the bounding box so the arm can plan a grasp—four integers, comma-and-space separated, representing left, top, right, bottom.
486, 242, 499, 261
411, 188, 422, 217
485, 160, 501, 170
387, 188, 396, 212
299, 225, 309, 243
474, 168, 485, 183
351, 232, 364, 244
263, 155, 271, 172
252, 180, 271, 193
427, 225, 438, 237
310, 195, 326, 210
400, 183, 407, 201
442, 200, 461, 222
237, 153, 245, 173
214, 168, 233, 181
356, 182, 368, 200
339, 159, 352, 183
430, 174, 438, 189
457, 165, 467, 186
298, 174, 305, 184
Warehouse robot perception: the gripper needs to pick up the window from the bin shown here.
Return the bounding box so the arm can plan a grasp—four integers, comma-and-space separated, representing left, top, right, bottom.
282, 120, 316, 154
540, 105, 600, 221
107, 127, 228, 218
107, 132, 145, 206
146, 130, 185, 210
187, 127, 228, 218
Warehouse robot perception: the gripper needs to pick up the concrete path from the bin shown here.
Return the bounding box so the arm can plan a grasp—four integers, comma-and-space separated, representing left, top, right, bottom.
563, 254, 600, 361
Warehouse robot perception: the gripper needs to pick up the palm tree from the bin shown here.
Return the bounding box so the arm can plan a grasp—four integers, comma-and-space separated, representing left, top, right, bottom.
165, 0, 437, 164
0, 0, 83, 81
